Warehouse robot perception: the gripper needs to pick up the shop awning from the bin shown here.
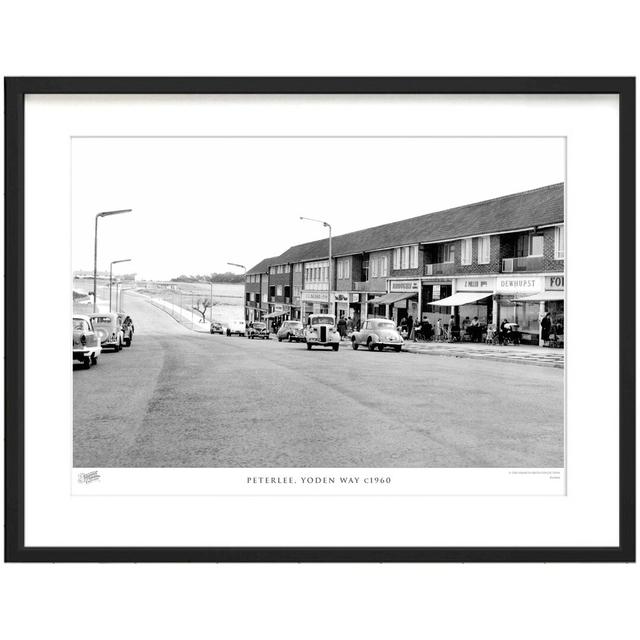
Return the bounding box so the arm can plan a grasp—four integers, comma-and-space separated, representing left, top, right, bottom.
515, 291, 564, 302
428, 291, 492, 307
369, 291, 417, 305
264, 311, 286, 318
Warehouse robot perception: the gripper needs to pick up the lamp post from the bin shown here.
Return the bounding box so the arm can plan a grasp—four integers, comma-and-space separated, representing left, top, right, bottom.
227, 262, 247, 321
93, 209, 132, 312
300, 216, 332, 314
109, 259, 131, 312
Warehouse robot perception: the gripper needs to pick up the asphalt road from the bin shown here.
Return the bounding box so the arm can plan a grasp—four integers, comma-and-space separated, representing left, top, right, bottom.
74, 293, 564, 468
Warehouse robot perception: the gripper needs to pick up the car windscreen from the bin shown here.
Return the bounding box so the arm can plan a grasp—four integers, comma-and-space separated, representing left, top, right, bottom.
253, 323, 266, 329
287, 322, 303, 329
310, 316, 334, 326
73, 319, 88, 331
91, 316, 113, 324
373, 321, 396, 330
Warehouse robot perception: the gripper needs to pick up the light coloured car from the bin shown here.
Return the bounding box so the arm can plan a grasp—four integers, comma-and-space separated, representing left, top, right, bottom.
73, 315, 101, 368
303, 314, 341, 351
277, 320, 305, 342
90, 312, 124, 352
226, 319, 246, 337
351, 318, 404, 352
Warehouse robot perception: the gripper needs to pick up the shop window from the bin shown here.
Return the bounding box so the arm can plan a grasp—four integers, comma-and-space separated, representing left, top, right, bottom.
461, 238, 472, 265
554, 225, 565, 260
284, 285, 290, 298
478, 236, 490, 264
276, 285, 283, 297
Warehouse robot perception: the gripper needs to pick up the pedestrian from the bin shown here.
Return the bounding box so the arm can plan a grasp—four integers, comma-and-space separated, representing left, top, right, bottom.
540, 311, 552, 346
435, 318, 442, 341
499, 318, 510, 345
337, 315, 347, 340
346, 316, 354, 334
411, 318, 421, 342
470, 316, 480, 342
449, 315, 460, 342
406, 315, 414, 340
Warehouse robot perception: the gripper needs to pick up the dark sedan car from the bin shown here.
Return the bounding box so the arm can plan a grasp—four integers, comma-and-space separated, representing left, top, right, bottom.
247, 321, 270, 340
210, 321, 224, 335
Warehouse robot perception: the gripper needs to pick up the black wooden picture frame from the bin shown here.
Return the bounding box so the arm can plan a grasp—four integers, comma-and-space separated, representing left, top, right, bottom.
4, 77, 635, 562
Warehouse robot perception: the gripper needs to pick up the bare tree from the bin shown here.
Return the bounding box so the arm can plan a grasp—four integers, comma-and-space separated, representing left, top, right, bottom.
192, 298, 213, 322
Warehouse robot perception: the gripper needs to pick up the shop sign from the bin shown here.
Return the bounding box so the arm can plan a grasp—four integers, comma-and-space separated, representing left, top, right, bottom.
389, 279, 419, 292
274, 304, 284, 312
301, 290, 329, 302
456, 277, 495, 292
496, 276, 542, 294
546, 275, 565, 290
332, 291, 350, 302
351, 293, 361, 303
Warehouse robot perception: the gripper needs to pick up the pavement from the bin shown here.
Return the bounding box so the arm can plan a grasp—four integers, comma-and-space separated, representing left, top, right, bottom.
403, 340, 565, 368
73, 291, 564, 469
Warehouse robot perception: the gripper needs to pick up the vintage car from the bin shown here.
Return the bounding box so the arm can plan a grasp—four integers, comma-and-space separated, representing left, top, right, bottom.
277, 320, 305, 342
73, 315, 101, 368
303, 314, 341, 351
209, 321, 224, 335
351, 318, 404, 352
116, 312, 135, 347
90, 312, 124, 351
226, 319, 246, 337
247, 321, 270, 340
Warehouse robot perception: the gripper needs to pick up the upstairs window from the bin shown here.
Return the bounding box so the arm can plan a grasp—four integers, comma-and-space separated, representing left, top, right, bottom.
461, 238, 472, 265
554, 225, 565, 260
409, 245, 418, 268
530, 234, 544, 257
477, 236, 490, 264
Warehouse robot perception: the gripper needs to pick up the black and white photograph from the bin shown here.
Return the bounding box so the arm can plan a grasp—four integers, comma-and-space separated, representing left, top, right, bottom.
72, 136, 565, 472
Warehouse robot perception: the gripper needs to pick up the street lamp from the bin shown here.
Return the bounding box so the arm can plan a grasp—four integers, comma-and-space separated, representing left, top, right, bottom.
109, 259, 132, 312
300, 216, 332, 312
93, 209, 132, 312
227, 262, 247, 322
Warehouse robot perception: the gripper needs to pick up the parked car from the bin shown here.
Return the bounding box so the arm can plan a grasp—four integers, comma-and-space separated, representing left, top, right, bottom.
116, 312, 135, 347
247, 321, 270, 339
73, 315, 101, 368
277, 320, 305, 342
351, 318, 404, 352
303, 314, 341, 351
226, 319, 246, 337
90, 312, 124, 351
210, 321, 224, 335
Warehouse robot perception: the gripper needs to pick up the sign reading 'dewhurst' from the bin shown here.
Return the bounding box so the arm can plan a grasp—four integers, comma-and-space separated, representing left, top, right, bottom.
389, 279, 419, 292
301, 290, 329, 302
496, 276, 542, 294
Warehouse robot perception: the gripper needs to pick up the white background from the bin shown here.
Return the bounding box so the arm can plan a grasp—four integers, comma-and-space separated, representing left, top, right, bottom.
1, 1, 638, 639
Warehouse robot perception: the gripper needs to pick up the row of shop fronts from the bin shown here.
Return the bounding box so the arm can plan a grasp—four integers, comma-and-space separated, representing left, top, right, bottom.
246, 273, 564, 346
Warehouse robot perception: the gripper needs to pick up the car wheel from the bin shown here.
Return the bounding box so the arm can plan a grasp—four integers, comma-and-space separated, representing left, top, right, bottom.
91, 353, 98, 365
82, 356, 91, 369
306, 343, 312, 350
394, 346, 402, 352
351, 339, 359, 350
367, 339, 375, 351
125, 337, 131, 347
278, 336, 282, 342
332, 344, 339, 351
378, 344, 384, 351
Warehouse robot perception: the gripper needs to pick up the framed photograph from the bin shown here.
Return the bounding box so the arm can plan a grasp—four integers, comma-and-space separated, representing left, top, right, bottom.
4, 77, 635, 562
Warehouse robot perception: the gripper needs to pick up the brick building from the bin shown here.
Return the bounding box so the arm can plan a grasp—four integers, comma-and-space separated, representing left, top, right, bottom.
245, 183, 565, 344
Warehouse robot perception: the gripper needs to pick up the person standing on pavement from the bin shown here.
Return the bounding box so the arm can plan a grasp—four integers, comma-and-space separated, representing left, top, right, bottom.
406, 315, 414, 341
337, 315, 347, 340
540, 311, 552, 346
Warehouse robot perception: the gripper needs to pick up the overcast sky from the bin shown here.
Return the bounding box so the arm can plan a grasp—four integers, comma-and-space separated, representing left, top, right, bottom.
72, 137, 564, 281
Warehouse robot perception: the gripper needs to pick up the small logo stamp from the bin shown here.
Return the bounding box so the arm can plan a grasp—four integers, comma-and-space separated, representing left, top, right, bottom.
77, 470, 101, 484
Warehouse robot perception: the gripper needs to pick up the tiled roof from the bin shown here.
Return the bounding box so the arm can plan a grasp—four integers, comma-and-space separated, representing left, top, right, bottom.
246, 256, 278, 275
276, 183, 564, 263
